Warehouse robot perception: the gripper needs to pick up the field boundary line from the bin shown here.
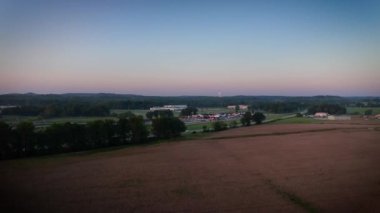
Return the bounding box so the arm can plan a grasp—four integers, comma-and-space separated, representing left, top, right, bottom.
207, 127, 369, 140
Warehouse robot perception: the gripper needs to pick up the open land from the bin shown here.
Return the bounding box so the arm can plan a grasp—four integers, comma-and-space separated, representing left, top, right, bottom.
1, 117, 380, 212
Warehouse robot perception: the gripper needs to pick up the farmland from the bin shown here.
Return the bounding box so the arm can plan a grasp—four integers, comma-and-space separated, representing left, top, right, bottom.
1, 118, 379, 212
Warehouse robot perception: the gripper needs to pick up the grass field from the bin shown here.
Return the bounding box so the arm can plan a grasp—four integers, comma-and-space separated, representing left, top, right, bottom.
0, 115, 38, 125
347, 107, 380, 115
1, 120, 379, 212
111, 109, 149, 116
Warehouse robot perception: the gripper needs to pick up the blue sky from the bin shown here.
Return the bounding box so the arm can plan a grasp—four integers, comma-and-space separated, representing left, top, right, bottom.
0, 0, 379, 96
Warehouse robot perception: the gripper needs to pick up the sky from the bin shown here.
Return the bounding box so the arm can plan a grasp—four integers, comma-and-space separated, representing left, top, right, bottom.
0, 0, 379, 96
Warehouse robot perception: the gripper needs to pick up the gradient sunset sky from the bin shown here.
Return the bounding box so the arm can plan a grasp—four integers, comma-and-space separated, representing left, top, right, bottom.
0, 0, 379, 96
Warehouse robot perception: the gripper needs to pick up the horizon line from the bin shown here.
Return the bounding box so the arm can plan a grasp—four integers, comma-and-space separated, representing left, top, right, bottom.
0, 92, 378, 98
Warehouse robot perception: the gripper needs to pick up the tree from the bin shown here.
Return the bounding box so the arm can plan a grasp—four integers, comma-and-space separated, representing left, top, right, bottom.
146, 111, 154, 120
118, 111, 136, 119
129, 115, 148, 143
0, 121, 13, 159
202, 125, 209, 132
146, 110, 174, 119
307, 104, 346, 115
229, 120, 238, 128
364, 109, 373, 115
213, 121, 227, 131
158, 110, 174, 118
252, 112, 266, 124
235, 105, 240, 113
118, 118, 132, 144
65, 123, 87, 151
16, 121, 35, 156
152, 117, 186, 138
241, 112, 252, 126
87, 120, 111, 148
180, 107, 198, 117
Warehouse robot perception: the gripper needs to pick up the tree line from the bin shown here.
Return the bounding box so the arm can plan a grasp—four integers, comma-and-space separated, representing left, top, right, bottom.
307, 104, 347, 115
2, 103, 110, 117
240, 111, 266, 126
145, 110, 187, 138
0, 112, 187, 160
2, 93, 372, 113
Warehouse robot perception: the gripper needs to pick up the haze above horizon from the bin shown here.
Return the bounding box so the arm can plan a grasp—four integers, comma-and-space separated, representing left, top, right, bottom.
0, 0, 379, 96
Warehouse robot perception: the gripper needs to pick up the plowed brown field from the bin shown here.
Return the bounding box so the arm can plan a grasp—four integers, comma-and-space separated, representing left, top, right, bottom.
1, 121, 380, 212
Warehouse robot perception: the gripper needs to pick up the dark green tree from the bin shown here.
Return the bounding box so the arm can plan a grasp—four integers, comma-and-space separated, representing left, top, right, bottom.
0, 121, 13, 159
87, 120, 110, 148
241, 111, 252, 126
44, 123, 65, 153
146, 111, 154, 120
158, 110, 174, 118
180, 107, 198, 116
146, 110, 174, 119
15, 121, 35, 156
129, 115, 148, 143
364, 109, 373, 115
213, 121, 227, 131
118, 118, 132, 144
229, 120, 238, 128
252, 112, 266, 124
152, 117, 186, 138
118, 111, 136, 119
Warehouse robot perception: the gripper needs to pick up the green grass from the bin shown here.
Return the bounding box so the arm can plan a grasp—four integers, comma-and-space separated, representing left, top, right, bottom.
347, 107, 380, 115
111, 109, 149, 116
186, 122, 215, 131
0, 115, 39, 125
265, 113, 293, 120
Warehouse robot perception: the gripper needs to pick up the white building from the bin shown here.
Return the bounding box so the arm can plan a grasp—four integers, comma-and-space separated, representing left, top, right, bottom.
314, 112, 328, 118
327, 115, 351, 120
227, 105, 249, 110
239, 105, 249, 110
227, 105, 236, 110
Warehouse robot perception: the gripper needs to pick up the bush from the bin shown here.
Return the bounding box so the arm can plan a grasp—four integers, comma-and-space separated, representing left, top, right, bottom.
364, 109, 373, 115
229, 120, 238, 128
213, 121, 227, 131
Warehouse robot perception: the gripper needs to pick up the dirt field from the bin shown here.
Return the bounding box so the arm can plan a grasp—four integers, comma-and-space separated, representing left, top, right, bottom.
1, 120, 380, 212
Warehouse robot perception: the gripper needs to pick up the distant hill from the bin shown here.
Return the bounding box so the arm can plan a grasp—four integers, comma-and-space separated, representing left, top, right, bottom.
0, 93, 378, 109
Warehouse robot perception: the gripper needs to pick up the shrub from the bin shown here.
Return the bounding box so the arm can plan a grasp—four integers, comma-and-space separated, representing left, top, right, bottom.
213, 121, 228, 131
229, 120, 238, 128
